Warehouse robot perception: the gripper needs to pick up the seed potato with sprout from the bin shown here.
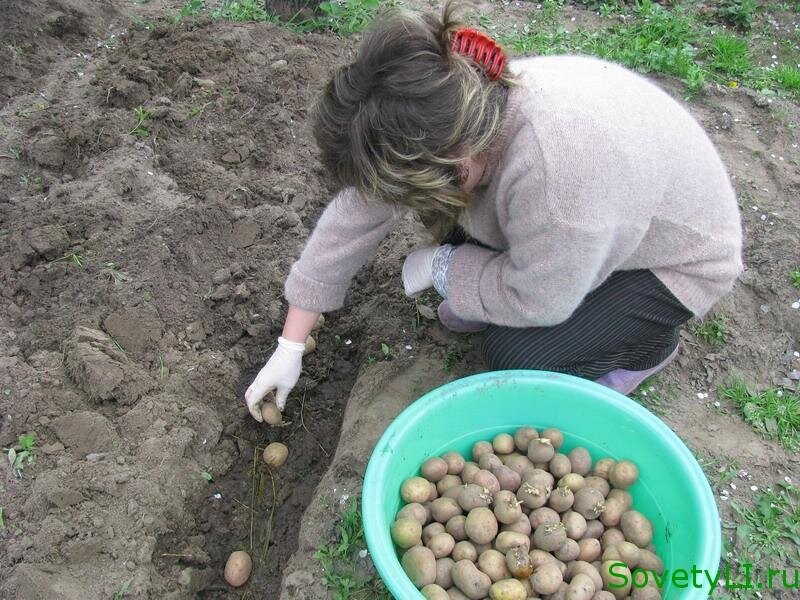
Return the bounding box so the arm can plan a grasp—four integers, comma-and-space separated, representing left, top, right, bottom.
549, 486, 575, 512
541, 427, 564, 449
459, 483, 493, 511
505, 544, 533, 577
517, 481, 549, 509
528, 437, 555, 462
559, 473, 586, 492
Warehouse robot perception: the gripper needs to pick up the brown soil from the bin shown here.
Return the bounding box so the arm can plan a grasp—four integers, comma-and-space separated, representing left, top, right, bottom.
0, 0, 798, 598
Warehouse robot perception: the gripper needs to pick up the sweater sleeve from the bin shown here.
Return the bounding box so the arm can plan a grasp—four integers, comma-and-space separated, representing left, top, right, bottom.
445, 191, 626, 328
284, 188, 404, 312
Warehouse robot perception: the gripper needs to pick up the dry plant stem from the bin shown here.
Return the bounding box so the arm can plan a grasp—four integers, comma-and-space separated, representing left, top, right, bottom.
250, 446, 257, 554
240, 101, 257, 119
260, 466, 278, 562
232, 498, 261, 513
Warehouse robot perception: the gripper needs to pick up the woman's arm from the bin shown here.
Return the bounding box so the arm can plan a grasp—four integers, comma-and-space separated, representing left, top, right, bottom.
284, 187, 406, 313
245, 188, 404, 420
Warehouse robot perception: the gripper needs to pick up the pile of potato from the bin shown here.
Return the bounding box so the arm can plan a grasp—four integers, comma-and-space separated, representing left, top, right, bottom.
390, 427, 664, 600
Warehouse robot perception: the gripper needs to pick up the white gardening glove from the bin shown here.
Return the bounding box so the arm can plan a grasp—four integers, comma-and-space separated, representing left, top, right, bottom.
244, 337, 305, 420
402, 246, 437, 297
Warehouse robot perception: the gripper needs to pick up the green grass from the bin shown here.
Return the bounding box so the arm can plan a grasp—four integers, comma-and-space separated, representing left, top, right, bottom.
500, 0, 800, 98
316, 0, 384, 35
380, 342, 392, 359
791, 270, 800, 289
502, 1, 708, 95
692, 314, 730, 346
717, 0, 757, 31
0, 507, 4, 529
210, 0, 386, 35
708, 34, 752, 78
714, 480, 800, 599
212, 0, 273, 22
314, 496, 390, 600
730, 481, 800, 564
772, 65, 800, 93
181, 0, 204, 17
720, 381, 800, 450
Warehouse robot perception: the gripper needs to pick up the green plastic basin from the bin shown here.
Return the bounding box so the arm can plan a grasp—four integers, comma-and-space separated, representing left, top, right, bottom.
363, 370, 720, 599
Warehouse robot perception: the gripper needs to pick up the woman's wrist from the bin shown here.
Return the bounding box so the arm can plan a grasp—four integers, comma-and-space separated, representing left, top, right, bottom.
281, 306, 321, 344
432, 244, 456, 298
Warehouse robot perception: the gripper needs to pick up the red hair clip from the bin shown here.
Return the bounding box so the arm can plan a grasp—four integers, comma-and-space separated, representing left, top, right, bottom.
450, 27, 506, 81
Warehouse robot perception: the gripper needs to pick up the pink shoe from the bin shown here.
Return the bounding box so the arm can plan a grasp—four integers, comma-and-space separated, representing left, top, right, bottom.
438, 300, 488, 333
594, 346, 680, 395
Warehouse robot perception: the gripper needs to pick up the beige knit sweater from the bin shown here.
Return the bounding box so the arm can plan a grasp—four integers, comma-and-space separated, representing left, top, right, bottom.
284, 56, 743, 326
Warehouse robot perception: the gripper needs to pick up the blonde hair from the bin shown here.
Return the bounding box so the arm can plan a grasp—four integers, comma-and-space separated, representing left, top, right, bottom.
311, 1, 512, 239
